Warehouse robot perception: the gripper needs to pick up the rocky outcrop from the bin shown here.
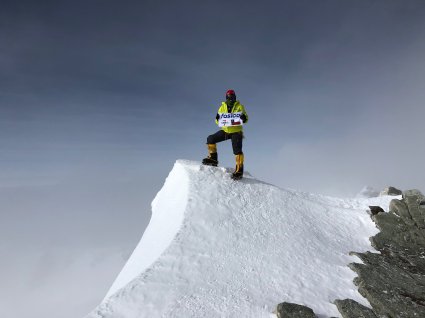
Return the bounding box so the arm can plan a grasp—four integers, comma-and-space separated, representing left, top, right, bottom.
334, 299, 376, 318
275, 302, 316, 318
368, 206, 384, 216
336, 189, 425, 317
379, 186, 403, 196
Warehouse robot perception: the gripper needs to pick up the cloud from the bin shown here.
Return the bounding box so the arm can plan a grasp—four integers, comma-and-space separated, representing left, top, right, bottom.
258, 84, 425, 197
0, 247, 128, 318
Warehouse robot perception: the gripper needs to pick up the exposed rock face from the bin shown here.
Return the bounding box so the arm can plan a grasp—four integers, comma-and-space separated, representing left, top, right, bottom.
276, 302, 316, 318
379, 186, 403, 196
334, 299, 376, 318
368, 206, 385, 216
336, 189, 425, 317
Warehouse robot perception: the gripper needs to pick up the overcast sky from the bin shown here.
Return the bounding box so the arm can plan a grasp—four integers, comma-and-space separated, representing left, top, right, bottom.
1, 1, 425, 317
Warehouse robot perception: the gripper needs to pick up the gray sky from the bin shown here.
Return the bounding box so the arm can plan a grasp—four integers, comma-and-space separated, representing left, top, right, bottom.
1, 1, 425, 317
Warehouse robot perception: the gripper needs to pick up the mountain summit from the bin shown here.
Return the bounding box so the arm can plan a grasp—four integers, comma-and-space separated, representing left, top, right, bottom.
87, 160, 395, 318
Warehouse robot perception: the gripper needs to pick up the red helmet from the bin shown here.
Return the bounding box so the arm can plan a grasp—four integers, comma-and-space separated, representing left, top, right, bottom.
226, 89, 236, 98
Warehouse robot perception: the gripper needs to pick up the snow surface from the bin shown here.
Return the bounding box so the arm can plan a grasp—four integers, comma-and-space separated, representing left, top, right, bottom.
87, 160, 397, 318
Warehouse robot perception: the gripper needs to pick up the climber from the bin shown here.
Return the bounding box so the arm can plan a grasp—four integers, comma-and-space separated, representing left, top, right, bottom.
202, 89, 249, 180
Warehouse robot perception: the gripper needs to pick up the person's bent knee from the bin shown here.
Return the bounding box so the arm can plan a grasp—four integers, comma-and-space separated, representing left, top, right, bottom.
207, 135, 216, 144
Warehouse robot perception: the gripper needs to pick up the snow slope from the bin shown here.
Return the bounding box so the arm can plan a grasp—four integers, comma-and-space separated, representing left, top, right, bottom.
87, 160, 396, 318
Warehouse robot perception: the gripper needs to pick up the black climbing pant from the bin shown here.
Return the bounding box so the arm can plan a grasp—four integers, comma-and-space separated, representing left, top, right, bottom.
206, 130, 243, 155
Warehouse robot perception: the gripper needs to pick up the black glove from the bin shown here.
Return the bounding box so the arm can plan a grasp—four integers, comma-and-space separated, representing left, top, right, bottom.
240, 113, 247, 123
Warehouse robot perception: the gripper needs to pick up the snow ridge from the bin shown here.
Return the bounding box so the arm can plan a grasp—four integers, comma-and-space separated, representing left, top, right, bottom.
87, 160, 395, 318
104, 161, 190, 300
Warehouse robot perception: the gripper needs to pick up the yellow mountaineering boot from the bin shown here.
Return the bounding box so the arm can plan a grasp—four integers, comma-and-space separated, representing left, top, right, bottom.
202, 144, 218, 166
232, 153, 244, 180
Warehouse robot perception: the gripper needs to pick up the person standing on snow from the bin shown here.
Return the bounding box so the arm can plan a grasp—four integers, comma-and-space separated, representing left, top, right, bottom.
202, 89, 249, 180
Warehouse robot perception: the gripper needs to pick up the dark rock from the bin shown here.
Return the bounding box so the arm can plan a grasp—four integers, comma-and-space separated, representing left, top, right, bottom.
349, 251, 425, 317
403, 189, 425, 230
339, 189, 425, 318
334, 299, 377, 318
276, 302, 316, 318
389, 199, 415, 226
403, 189, 425, 201
379, 186, 403, 196
369, 206, 385, 216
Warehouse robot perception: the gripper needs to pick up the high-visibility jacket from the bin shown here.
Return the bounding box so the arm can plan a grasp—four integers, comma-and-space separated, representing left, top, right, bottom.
215, 101, 248, 134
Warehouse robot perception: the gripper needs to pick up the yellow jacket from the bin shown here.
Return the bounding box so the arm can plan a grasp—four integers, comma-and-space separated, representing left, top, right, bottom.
215, 101, 248, 133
